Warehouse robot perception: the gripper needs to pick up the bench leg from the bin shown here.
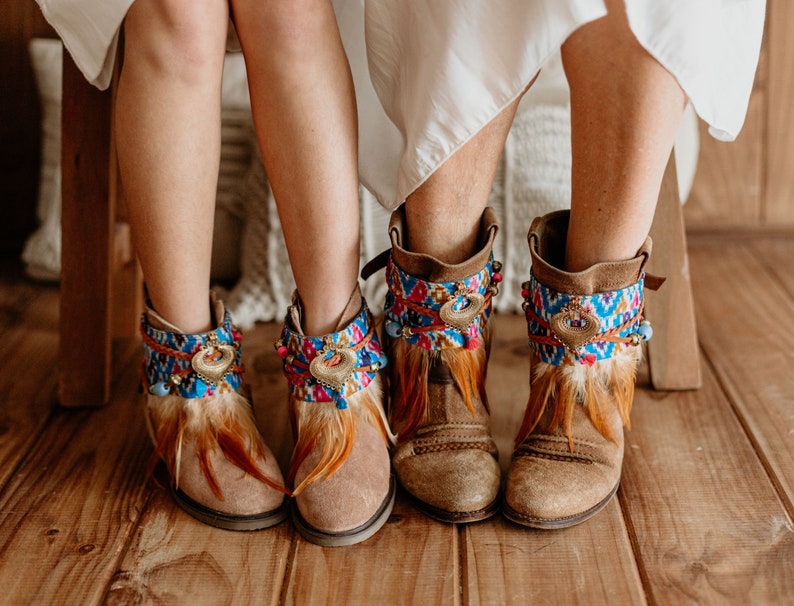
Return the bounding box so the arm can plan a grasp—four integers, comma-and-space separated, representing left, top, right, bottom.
645, 154, 702, 391
59, 53, 115, 407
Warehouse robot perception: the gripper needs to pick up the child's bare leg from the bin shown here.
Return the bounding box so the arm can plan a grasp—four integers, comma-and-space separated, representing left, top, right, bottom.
231, 0, 360, 336
115, 0, 229, 332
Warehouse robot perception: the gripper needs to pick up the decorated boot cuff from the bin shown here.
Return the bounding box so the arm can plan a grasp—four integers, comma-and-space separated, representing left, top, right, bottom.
383, 254, 501, 351
522, 270, 652, 366
141, 310, 245, 399
276, 304, 386, 410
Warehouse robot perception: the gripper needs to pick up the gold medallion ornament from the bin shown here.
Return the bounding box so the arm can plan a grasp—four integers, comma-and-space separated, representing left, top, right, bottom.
549, 300, 600, 352
439, 288, 485, 333
309, 340, 357, 392
191, 333, 236, 385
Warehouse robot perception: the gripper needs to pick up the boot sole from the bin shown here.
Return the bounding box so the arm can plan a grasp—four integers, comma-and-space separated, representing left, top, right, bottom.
409, 491, 501, 524
502, 482, 619, 530
291, 475, 397, 547
171, 486, 289, 531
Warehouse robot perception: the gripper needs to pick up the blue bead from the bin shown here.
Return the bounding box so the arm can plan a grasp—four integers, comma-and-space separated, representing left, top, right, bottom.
385, 320, 402, 338
195, 379, 208, 397
336, 397, 349, 410
638, 322, 653, 341
149, 381, 170, 397
377, 353, 388, 370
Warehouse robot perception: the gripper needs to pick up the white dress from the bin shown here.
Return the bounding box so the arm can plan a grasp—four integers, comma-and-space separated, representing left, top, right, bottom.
36, 0, 765, 209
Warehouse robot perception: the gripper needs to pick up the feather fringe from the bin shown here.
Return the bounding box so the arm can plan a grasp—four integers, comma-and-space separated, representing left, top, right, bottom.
387, 324, 491, 440
288, 374, 393, 495
514, 345, 642, 451
144, 389, 289, 500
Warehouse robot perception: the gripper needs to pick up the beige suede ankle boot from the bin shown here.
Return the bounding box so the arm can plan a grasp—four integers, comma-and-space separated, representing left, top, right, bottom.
276, 286, 395, 546
504, 210, 655, 529
383, 207, 502, 523
142, 293, 288, 530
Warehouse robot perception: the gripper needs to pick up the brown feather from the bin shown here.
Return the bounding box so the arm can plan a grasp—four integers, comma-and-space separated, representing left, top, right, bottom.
387, 323, 491, 441
513, 362, 556, 448
515, 347, 642, 452
289, 375, 390, 495
386, 337, 430, 439
144, 389, 289, 500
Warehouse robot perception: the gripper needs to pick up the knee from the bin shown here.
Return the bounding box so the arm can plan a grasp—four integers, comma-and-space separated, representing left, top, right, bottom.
124, 0, 227, 82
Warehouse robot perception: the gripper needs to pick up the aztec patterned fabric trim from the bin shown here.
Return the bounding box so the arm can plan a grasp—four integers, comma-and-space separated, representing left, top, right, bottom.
384, 255, 498, 351
524, 271, 645, 366
278, 304, 384, 410
142, 311, 244, 399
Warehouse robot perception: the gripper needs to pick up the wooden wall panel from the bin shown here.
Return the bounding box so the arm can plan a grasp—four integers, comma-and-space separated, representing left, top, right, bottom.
764, 0, 794, 226
685, 94, 765, 229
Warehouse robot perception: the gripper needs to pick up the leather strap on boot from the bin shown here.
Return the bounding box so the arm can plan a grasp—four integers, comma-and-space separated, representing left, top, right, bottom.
522, 271, 651, 368
277, 300, 387, 412
384, 254, 500, 353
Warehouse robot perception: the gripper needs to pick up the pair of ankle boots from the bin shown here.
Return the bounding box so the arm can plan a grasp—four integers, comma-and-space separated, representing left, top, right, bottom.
140, 207, 653, 542
142, 287, 394, 546
383, 206, 653, 528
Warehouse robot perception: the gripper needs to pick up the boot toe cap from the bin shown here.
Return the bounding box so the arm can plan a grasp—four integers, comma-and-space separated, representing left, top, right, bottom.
504, 454, 619, 528
294, 422, 393, 534
395, 448, 501, 516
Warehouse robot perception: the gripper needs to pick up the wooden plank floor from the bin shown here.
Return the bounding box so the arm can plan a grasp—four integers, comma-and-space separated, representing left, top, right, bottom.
0, 233, 793, 605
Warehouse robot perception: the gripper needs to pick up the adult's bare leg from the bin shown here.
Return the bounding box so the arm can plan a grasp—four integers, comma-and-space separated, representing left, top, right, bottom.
562, 0, 687, 271
404, 99, 521, 264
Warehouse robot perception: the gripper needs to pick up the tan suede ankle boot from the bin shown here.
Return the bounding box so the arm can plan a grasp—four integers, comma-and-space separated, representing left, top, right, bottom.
383, 207, 502, 523
504, 210, 655, 529
142, 293, 288, 530
276, 286, 395, 546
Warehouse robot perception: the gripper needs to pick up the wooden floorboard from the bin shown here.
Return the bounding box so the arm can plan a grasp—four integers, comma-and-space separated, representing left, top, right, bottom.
463, 502, 646, 605
0, 233, 792, 604
621, 365, 794, 604
283, 499, 460, 605
688, 237, 794, 517
0, 340, 151, 605
107, 489, 293, 605
0, 269, 59, 493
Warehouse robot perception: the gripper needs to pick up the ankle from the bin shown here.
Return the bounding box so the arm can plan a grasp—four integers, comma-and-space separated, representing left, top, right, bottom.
296, 286, 362, 336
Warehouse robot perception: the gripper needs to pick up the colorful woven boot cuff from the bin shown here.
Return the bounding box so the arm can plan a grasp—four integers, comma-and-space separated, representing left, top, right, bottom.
383, 255, 502, 351
276, 304, 386, 411
141, 311, 244, 399
522, 271, 652, 367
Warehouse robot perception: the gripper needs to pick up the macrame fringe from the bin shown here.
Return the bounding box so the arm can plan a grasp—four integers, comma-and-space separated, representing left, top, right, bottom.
387, 324, 491, 440
288, 374, 393, 495
144, 389, 288, 499
514, 345, 642, 451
